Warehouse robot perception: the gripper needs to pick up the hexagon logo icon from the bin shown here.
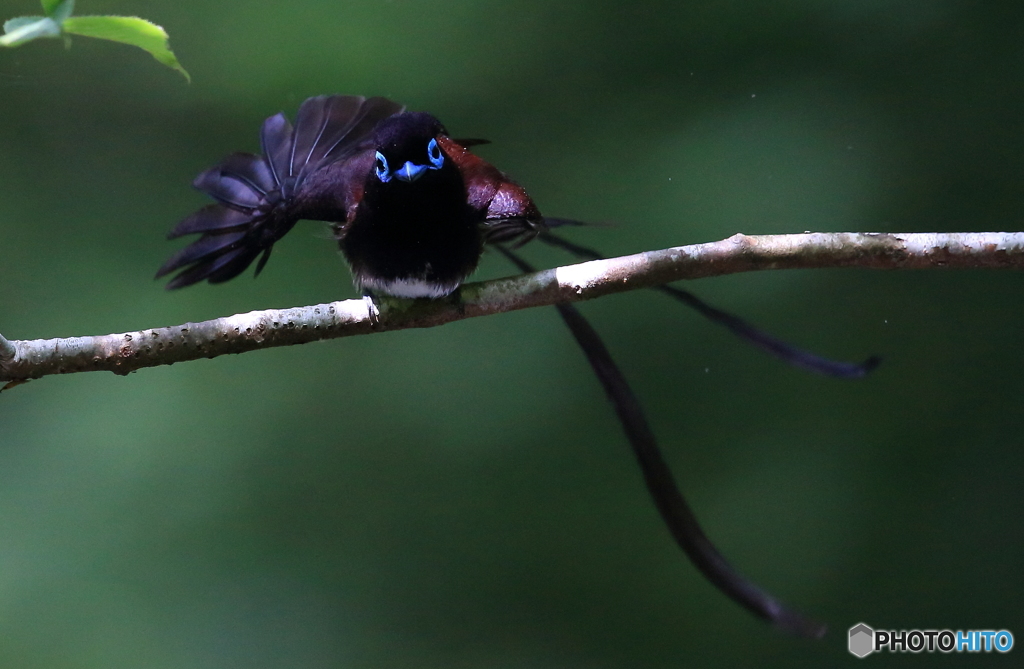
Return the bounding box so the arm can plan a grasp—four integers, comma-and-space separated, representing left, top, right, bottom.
849, 623, 875, 658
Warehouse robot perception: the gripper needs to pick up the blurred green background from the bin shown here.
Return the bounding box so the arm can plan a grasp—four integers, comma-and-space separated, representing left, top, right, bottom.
2, 0, 1023, 666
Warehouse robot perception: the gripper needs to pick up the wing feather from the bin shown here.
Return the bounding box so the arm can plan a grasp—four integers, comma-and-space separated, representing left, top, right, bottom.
160, 95, 404, 289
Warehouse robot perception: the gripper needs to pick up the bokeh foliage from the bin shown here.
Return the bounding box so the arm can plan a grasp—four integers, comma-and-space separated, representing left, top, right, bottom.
1, 1, 1022, 666
2, 0, 189, 80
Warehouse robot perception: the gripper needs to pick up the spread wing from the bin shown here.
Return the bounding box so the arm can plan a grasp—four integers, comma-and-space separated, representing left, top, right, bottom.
158, 95, 404, 289
435, 135, 546, 246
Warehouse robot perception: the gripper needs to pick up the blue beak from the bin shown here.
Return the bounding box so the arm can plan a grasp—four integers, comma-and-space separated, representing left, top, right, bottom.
394, 161, 429, 182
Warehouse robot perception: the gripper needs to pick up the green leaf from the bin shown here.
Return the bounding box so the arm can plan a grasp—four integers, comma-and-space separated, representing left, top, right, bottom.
5, 15, 49, 32
0, 16, 59, 47
48, 0, 75, 24
61, 15, 190, 82
40, 0, 69, 17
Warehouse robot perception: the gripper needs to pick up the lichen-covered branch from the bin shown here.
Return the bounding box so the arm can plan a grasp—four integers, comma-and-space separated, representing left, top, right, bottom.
2, 231, 1023, 383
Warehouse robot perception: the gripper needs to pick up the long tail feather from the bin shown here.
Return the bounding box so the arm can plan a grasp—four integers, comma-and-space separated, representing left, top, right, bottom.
538, 229, 880, 379
497, 245, 827, 639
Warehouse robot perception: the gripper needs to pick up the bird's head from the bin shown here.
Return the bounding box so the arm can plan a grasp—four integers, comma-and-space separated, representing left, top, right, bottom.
370, 112, 449, 184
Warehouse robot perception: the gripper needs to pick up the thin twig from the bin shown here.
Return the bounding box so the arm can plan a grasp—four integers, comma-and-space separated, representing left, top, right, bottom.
2, 231, 1023, 382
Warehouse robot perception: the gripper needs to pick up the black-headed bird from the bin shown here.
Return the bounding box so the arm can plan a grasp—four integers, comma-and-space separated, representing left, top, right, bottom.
157, 95, 543, 297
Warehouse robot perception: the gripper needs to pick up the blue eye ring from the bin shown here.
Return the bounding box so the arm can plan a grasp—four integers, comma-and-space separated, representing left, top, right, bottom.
426, 138, 444, 169
374, 151, 392, 182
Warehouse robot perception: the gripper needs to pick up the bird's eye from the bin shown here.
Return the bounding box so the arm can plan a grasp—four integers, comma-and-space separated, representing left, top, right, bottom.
374, 151, 392, 182
426, 138, 444, 169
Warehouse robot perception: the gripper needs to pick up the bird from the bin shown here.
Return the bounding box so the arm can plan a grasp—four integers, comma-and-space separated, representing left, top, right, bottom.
157, 94, 878, 637
156, 94, 544, 297
157, 94, 877, 379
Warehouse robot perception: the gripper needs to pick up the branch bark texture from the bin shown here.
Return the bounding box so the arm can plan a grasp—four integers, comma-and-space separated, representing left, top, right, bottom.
2, 231, 1022, 383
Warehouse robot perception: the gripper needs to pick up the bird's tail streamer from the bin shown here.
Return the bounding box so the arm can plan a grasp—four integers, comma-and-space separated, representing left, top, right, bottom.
496, 244, 827, 639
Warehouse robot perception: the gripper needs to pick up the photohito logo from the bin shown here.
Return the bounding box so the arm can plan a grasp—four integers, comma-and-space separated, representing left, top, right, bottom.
848, 623, 1014, 657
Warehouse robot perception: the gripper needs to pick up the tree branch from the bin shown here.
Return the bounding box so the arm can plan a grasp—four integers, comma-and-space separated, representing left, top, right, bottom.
2, 231, 1023, 383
